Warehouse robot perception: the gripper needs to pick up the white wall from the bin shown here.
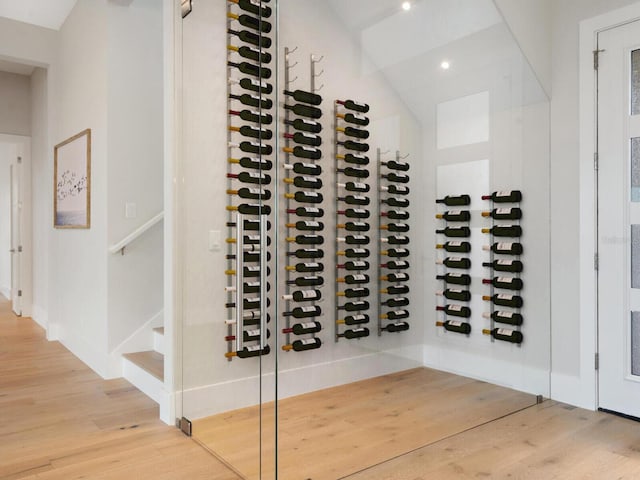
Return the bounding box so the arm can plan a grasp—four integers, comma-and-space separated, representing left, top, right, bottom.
0, 71, 31, 136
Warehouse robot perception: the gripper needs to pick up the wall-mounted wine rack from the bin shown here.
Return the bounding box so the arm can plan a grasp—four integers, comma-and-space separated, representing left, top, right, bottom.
334, 98, 372, 342
378, 149, 411, 335
281, 48, 326, 353
224, 0, 274, 360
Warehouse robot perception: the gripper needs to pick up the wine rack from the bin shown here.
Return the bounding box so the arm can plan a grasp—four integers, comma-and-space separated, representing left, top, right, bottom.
435, 194, 473, 336
481, 190, 524, 345
224, 0, 274, 360
281, 48, 325, 353
334, 98, 372, 341
378, 149, 411, 335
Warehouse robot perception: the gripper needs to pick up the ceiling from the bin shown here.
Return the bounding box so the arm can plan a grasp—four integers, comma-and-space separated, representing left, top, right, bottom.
0, 0, 77, 30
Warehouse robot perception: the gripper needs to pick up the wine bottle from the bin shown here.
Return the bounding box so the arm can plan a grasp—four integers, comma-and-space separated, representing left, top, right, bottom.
482, 190, 522, 203
227, 44, 272, 64
381, 172, 409, 184
229, 108, 273, 125
229, 93, 272, 110
283, 338, 322, 352
227, 171, 271, 185
282, 321, 322, 335
481, 207, 522, 220
482, 277, 523, 291
228, 140, 272, 156
381, 284, 410, 295
436, 273, 471, 286
226, 203, 271, 215
285, 220, 323, 231
381, 235, 409, 245
337, 274, 369, 285
337, 260, 370, 271
381, 184, 409, 195
382, 297, 409, 308
336, 99, 369, 113
224, 328, 271, 343
226, 12, 272, 33
336, 112, 369, 126
282, 289, 322, 302
436, 194, 471, 206
380, 260, 409, 270
337, 235, 370, 245
435, 210, 470, 222
482, 293, 523, 308
482, 259, 523, 273
481, 225, 522, 237
483, 242, 523, 255
227, 60, 271, 79
337, 287, 370, 298
228, 28, 272, 49
338, 181, 370, 193
286, 248, 323, 259
228, 156, 273, 171
226, 296, 271, 310
337, 314, 370, 325
435, 241, 471, 253
226, 234, 271, 246
436, 257, 471, 269
337, 208, 370, 219
287, 276, 324, 287
337, 248, 370, 258
225, 280, 270, 294
340, 327, 370, 339
435, 226, 470, 238
337, 301, 370, 312
226, 187, 271, 201
229, 124, 273, 140
337, 153, 369, 165
284, 162, 321, 176
282, 146, 321, 160
286, 206, 323, 218
285, 191, 323, 204
381, 248, 409, 258
381, 210, 409, 220
381, 160, 410, 172
381, 322, 410, 333
228, 0, 272, 17
380, 310, 409, 320
337, 140, 369, 153
285, 262, 323, 273
381, 197, 410, 208
284, 103, 322, 119
337, 126, 370, 139
436, 289, 471, 302
337, 167, 369, 178
436, 304, 471, 318
225, 345, 271, 359
226, 251, 272, 262
284, 176, 322, 189
229, 77, 273, 95
380, 272, 409, 282
284, 118, 322, 133
482, 311, 524, 326
283, 305, 322, 318
337, 222, 370, 232
483, 328, 523, 344
284, 89, 322, 106
436, 320, 471, 335
284, 131, 321, 147
380, 223, 410, 233
224, 265, 271, 278
286, 234, 324, 245
337, 194, 370, 206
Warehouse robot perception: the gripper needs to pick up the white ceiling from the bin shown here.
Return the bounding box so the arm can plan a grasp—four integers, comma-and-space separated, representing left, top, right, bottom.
0, 0, 77, 30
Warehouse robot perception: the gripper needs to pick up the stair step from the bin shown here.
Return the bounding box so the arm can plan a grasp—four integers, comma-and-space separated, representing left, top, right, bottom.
123, 351, 164, 381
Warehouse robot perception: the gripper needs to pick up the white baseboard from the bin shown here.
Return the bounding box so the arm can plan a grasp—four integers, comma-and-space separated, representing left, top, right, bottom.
550, 371, 596, 410
31, 304, 47, 330
0, 286, 10, 300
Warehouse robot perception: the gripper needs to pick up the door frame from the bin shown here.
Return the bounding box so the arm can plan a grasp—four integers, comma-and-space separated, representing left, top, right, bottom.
578, 3, 640, 411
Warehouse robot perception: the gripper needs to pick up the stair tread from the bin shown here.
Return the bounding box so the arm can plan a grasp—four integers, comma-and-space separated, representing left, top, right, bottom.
123, 351, 164, 381
152, 327, 164, 335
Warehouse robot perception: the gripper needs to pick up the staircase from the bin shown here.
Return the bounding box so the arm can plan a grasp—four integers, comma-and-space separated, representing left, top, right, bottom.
122, 327, 165, 404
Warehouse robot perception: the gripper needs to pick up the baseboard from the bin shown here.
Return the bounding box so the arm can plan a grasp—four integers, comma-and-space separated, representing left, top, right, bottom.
550, 371, 596, 410
31, 304, 47, 329
0, 286, 10, 300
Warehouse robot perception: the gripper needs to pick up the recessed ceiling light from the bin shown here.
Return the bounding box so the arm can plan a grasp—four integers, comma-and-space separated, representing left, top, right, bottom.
402, 2, 411, 11
440, 60, 450, 70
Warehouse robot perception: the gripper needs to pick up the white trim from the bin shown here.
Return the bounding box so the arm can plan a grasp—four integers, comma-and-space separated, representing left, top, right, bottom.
578, 2, 640, 411
108, 212, 164, 255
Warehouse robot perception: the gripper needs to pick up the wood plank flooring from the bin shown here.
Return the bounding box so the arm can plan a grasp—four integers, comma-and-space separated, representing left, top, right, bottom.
123, 351, 164, 380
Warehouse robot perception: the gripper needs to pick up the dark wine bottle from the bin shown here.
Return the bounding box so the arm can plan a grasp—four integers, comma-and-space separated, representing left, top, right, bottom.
380, 223, 409, 233
228, 44, 272, 63
341, 327, 370, 339
381, 172, 409, 184
229, 108, 273, 125
282, 321, 322, 335
286, 234, 324, 245
226, 12, 272, 33
337, 112, 370, 126
229, 0, 272, 17
337, 248, 370, 258
483, 311, 524, 326
337, 235, 370, 245
337, 194, 370, 206
381, 260, 409, 270
282, 289, 322, 302
282, 146, 321, 160
287, 276, 324, 287
381, 235, 409, 245
381, 160, 410, 172
227, 171, 271, 185
382, 297, 409, 308
435, 210, 471, 222
436, 289, 471, 302
483, 293, 523, 308
286, 262, 323, 273
229, 125, 273, 140
337, 153, 369, 165
225, 281, 270, 294
337, 140, 369, 153
436, 194, 471, 206
336, 99, 369, 113
226, 344, 271, 359
381, 272, 409, 282
228, 140, 272, 155
337, 208, 370, 219
483, 328, 523, 344
482, 259, 523, 273
284, 103, 322, 119
228, 156, 273, 171
339, 181, 370, 193
337, 167, 369, 178
285, 191, 323, 204
337, 287, 370, 298
228, 28, 272, 49
338, 314, 370, 325
435, 226, 470, 238
227, 60, 271, 79
224, 327, 271, 343
482, 277, 523, 291
436, 320, 471, 335
226, 187, 271, 201
226, 203, 271, 215
337, 274, 370, 285
381, 285, 410, 295
381, 322, 410, 333
226, 296, 271, 310
285, 220, 323, 231
381, 184, 410, 195
337, 301, 370, 312
284, 118, 322, 133
284, 338, 322, 352
436, 304, 471, 318
436, 257, 470, 270
229, 77, 273, 95
482, 225, 522, 237
380, 310, 409, 320
484, 242, 524, 255
283, 305, 322, 318
287, 206, 324, 218
381, 210, 409, 220
337, 260, 370, 271
481, 207, 522, 220
337, 222, 369, 232
436, 273, 471, 286
284, 89, 322, 106
381, 197, 410, 208
284, 162, 321, 176
482, 190, 522, 203
381, 248, 409, 258
226, 251, 272, 263
284, 176, 322, 189
286, 248, 323, 259
229, 93, 272, 109
284, 131, 321, 147
337, 126, 370, 139
435, 241, 471, 253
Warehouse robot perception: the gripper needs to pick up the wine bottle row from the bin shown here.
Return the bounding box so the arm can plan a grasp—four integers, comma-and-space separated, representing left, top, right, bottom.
378, 149, 411, 336
281, 48, 325, 353
225, 0, 274, 360
335, 98, 373, 341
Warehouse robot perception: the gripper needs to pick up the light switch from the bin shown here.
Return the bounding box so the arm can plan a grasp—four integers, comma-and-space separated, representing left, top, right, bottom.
209, 230, 221, 252
125, 202, 137, 219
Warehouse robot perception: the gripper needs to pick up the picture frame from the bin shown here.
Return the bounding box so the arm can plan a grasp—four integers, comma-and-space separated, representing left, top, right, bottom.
54, 129, 91, 229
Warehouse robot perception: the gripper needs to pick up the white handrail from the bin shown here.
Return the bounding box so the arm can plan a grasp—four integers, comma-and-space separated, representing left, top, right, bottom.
109, 212, 164, 255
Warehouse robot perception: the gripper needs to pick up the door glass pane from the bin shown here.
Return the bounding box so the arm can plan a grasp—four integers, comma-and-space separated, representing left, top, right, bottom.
632, 225, 640, 288
631, 138, 640, 201
632, 49, 640, 115
632, 312, 640, 376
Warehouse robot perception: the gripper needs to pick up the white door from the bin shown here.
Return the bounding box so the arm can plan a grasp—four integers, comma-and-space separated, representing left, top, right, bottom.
598, 19, 640, 417
10, 160, 21, 316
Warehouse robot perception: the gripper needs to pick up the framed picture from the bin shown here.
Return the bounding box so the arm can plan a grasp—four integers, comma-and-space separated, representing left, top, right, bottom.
54, 129, 91, 229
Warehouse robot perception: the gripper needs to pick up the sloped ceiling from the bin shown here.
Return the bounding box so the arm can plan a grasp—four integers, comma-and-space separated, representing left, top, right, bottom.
0, 0, 77, 30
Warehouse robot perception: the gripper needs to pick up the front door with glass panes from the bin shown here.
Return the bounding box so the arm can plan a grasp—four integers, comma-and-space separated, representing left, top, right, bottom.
597, 19, 640, 418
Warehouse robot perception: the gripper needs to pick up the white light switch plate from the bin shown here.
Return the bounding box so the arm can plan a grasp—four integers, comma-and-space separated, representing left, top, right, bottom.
125, 202, 137, 219
209, 230, 221, 251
